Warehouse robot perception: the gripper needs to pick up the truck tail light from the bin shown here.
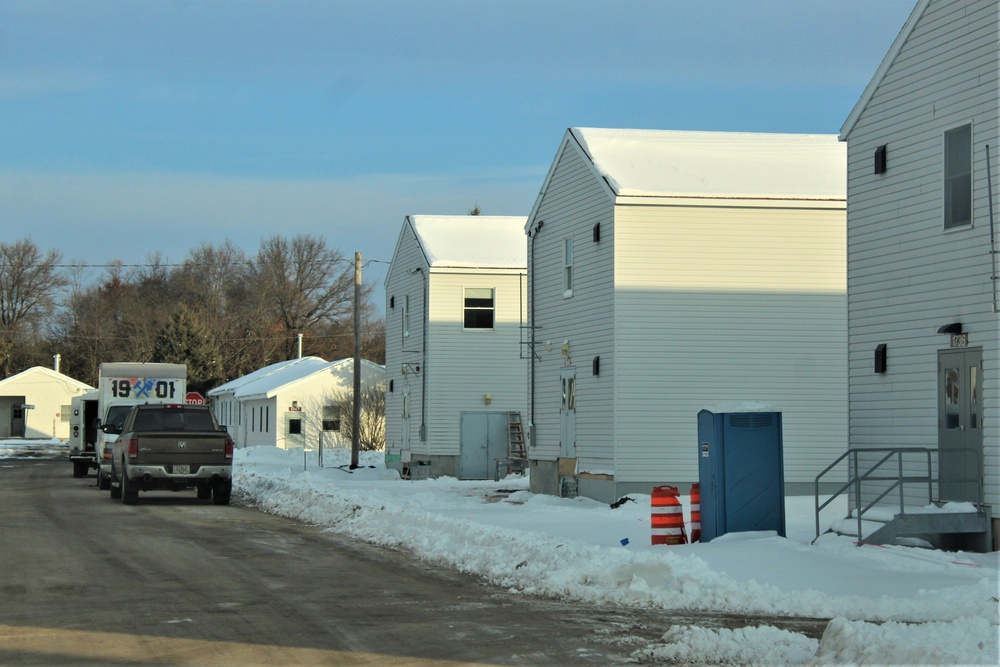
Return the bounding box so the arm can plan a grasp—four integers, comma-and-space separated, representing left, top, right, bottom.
127, 438, 139, 460
102, 446, 113, 461
224, 438, 234, 460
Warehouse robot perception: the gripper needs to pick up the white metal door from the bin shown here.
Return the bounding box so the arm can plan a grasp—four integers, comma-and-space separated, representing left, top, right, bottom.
401, 388, 411, 452
559, 367, 576, 458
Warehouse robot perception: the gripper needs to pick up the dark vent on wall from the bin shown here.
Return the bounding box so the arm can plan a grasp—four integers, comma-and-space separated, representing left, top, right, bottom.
874, 344, 887, 374
874, 145, 887, 175
592, 222, 601, 243
390, 295, 395, 309
592, 356, 600, 376
389, 380, 394, 393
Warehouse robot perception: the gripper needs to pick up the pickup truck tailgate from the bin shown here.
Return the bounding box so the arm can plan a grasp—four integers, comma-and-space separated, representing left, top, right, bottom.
134, 432, 230, 468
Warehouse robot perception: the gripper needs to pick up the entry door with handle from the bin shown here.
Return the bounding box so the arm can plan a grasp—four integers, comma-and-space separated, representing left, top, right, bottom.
559, 367, 576, 458
938, 348, 983, 502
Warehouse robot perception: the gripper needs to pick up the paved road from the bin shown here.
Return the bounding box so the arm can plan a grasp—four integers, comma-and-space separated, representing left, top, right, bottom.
0, 457, 830, 665
0, 457, 671, 665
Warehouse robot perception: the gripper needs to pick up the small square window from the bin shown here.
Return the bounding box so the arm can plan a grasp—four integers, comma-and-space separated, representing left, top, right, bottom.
464, 287, 495, 329
288, 418, 302, 435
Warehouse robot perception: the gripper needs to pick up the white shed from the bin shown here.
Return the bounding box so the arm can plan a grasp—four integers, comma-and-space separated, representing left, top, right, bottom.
0, 366, 94, 439
526, 127, 848, 503
840, 0, 998, 550
384, 215, 528, 479
208, 356, 386, 450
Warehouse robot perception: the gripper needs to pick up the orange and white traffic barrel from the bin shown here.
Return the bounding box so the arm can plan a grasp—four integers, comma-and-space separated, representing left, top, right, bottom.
689, 482, 701, 543
651, 485, 687, 545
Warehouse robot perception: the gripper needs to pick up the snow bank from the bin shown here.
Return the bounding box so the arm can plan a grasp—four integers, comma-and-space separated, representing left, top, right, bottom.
233, 446, 999, 665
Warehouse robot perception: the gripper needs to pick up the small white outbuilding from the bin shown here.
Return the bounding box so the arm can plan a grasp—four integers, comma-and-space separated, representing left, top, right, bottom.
208, 356, 385, 450
0, 366, 94, 439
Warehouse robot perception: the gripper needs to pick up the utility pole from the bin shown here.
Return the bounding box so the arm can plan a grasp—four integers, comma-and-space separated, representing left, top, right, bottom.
351, 251, 362, 469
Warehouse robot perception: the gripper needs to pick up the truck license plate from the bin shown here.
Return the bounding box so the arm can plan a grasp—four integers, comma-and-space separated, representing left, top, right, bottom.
173, 464, 190, 474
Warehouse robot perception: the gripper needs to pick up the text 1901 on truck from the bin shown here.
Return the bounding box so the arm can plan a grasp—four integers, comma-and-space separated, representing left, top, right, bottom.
93, 362, 187, 490
106, 404, 234, 505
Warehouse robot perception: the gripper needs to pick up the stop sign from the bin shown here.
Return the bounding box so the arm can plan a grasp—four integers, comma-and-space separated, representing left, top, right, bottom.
185, 391, 206, 405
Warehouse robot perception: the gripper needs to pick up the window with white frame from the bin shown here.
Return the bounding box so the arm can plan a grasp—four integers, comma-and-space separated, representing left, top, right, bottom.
463, 287, 495, 329
563, 238, 574, 296
944, 124, 972, 229
322, 404, 341, 432
403, 294, 410, 340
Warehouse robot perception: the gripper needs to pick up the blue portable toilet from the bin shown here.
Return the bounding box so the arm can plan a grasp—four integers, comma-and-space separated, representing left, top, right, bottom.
697, 404, 785, 542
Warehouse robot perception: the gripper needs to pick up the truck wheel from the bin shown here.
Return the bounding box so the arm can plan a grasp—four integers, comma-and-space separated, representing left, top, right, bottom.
109, 464, 122, 500
73, 461, 88, 478
212, 479, 232, 506
197, 485, 212, 500
121, 465, 139, 505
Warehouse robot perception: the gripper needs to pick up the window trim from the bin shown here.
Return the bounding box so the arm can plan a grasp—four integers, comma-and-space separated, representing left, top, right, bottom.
462, 286, 496, 331
563, 237, 574, 298
403, 294, 410, 339
322, 404, 341, 432
943, 123, 973, 230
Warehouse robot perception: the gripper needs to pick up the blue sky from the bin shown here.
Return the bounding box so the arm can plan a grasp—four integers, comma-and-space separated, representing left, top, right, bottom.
1, 0, 916, 300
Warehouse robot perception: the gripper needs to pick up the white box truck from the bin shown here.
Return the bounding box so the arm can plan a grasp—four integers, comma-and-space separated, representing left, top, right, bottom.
94, 362, 187, 490
69, 389, 99, 478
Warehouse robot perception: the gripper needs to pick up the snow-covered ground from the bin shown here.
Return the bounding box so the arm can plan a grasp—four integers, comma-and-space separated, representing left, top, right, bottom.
234, 446, 998, 666
5, 439, 996, 664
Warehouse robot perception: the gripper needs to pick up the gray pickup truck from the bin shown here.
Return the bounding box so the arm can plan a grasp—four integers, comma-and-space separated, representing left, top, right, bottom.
107, 403, 234, 505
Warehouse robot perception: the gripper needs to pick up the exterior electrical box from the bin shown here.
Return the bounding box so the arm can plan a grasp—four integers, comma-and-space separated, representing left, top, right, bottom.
697, 406, 785, 542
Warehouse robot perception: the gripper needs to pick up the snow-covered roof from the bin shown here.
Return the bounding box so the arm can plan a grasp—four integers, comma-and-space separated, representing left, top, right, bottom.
216, 357, 384, 401
0, 366, 93, 391
207, 357, 328, 398
408, 215, 527, 269
570, 127, 846, 200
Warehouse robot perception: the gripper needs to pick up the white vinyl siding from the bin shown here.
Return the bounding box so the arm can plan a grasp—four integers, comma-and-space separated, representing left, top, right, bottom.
386, 215, 528, 466
424, 271, 526, 457
843, 0, 999, 506
613, 203, 847, 484
384, 222, 429, 457
529, 139, 616, 473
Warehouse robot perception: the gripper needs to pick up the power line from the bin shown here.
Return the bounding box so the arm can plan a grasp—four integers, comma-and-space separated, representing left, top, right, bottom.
27, 260, 388, 270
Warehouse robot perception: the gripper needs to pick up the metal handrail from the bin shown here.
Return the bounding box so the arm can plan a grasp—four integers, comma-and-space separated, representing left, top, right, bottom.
813, 447, 982, 544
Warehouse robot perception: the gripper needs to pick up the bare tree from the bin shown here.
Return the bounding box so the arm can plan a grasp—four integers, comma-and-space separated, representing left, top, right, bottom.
327, 384, 385, 451
0, 240, 66, 377
252, 235, 364, 360
170, 242, 277, 381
